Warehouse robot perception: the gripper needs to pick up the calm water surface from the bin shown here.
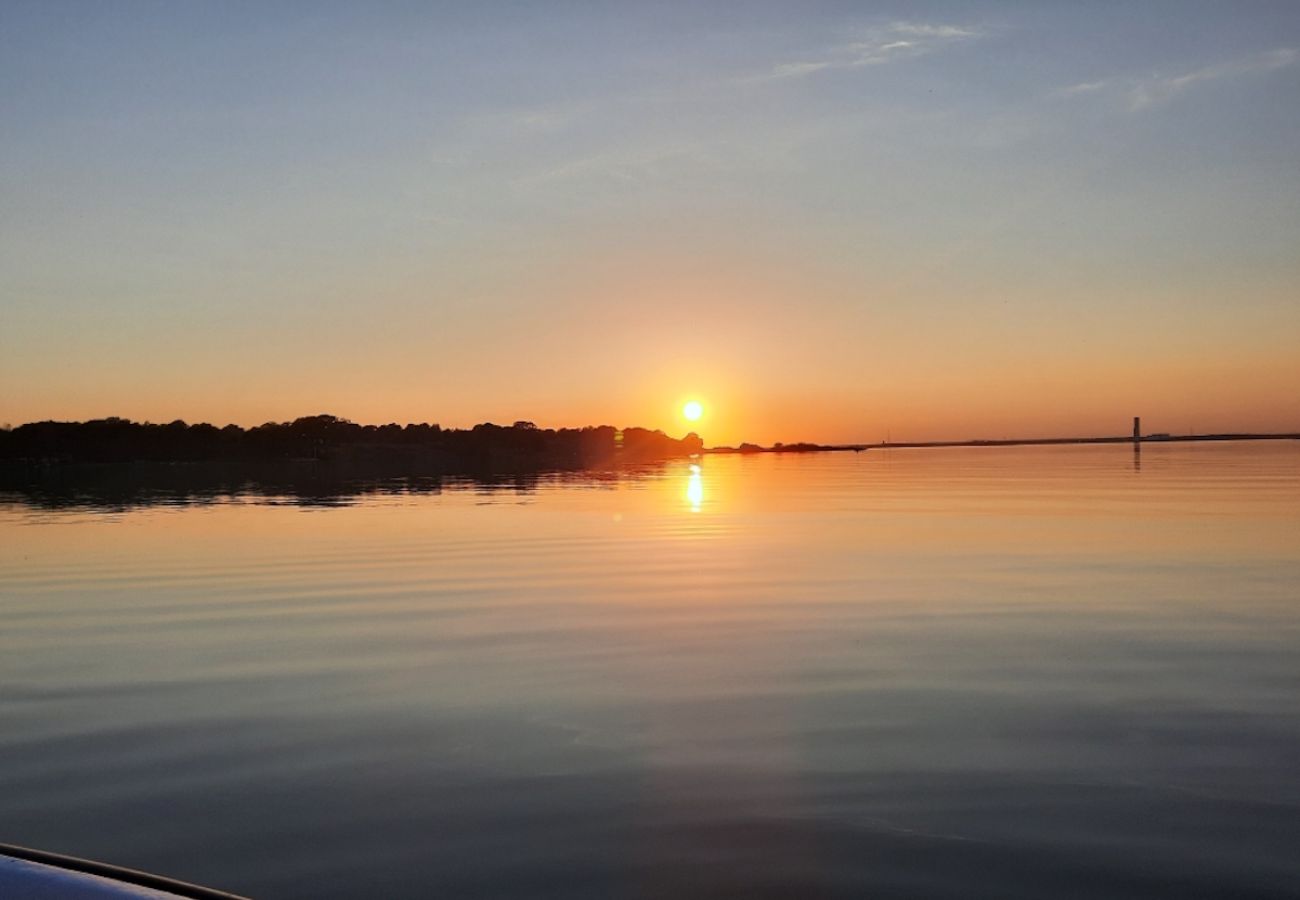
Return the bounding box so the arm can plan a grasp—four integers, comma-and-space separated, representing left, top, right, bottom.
2, 443, 1299, 898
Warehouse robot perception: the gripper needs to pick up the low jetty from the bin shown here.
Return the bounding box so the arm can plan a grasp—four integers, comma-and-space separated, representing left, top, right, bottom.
707, 432, 1300, 455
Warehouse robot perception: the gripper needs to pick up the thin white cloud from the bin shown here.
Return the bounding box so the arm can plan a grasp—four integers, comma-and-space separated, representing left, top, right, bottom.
771, 60, 835, 79
1130, 47, 1297, 109
1059, 48, 1297, 110
1056, 79, 1112, 97
756, 21, 984, 82
888, 24, 981, 39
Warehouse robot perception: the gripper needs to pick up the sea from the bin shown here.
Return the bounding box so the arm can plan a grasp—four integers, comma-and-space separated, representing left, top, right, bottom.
2, 442, 1298, 898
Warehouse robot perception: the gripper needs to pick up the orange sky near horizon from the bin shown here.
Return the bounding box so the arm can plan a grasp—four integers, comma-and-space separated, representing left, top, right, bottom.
5, 240, 1298, 446
2, 6, 1298, 447
4, 342, 1296, 448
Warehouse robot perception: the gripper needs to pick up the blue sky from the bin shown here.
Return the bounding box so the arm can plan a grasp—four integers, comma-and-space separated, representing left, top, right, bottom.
3, 2, 1298, 441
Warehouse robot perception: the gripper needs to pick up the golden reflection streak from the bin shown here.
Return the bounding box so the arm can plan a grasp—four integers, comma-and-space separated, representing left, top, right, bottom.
686, 464, 703, 512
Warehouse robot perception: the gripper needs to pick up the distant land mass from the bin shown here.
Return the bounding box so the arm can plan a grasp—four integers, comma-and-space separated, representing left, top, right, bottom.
0, 415, 708, 510
4, 415, 1297, 474
710, 432, 1300, 454
0, 415, 704, 471
2, 414, 1297, 512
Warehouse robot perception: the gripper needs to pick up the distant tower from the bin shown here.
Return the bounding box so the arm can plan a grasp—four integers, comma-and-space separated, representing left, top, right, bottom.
1133, 417, 1141, 443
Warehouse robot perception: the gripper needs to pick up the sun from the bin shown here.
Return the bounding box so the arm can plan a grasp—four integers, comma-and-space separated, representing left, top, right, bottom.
682, 400, 703, 422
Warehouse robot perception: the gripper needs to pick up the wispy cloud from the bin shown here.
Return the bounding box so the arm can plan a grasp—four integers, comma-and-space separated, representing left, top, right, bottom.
889, 24, 982, 40
757, 21, 983, 82
1055, 79, 1112, 97
1060, 48, 1297, 110
1129, 48, 1297, 109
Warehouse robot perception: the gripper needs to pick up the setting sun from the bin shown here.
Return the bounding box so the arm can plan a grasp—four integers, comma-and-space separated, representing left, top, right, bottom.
1, 6, 1297, 899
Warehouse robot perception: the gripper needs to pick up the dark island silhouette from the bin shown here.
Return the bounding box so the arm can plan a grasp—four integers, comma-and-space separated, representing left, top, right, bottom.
5, 414, 1295, 471
2, 413, 1296, 511
0, 415, 704, 510
0, 414, 702, 469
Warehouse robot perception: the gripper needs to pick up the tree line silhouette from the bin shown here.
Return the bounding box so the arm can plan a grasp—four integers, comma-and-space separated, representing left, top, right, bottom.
0, 414, 704, 471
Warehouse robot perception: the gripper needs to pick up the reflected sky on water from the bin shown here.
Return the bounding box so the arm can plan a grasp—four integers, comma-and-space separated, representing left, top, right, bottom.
2, 443, 1299, 898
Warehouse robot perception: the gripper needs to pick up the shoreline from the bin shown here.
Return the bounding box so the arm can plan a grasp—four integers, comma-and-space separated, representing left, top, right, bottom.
706, 433, 1300, 454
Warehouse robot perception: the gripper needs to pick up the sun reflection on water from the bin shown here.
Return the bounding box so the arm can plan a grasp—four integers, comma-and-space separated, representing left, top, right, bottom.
686, 464, 703, 512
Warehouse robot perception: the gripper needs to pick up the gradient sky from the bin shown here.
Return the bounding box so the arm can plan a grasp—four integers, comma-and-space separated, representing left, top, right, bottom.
3, 2, 1298, 445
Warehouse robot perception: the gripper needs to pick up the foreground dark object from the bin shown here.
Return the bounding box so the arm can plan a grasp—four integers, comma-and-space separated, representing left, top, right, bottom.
0, 844, 248, 899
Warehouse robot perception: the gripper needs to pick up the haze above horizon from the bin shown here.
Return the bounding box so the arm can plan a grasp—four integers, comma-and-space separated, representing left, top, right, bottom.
2, 2, 1298, 447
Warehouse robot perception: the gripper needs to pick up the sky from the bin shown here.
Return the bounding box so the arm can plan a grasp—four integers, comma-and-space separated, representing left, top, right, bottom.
2, 1, 1298, 445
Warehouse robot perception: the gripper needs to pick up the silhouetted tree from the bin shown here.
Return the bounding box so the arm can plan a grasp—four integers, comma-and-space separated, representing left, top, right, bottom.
0, 415, 704, 473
